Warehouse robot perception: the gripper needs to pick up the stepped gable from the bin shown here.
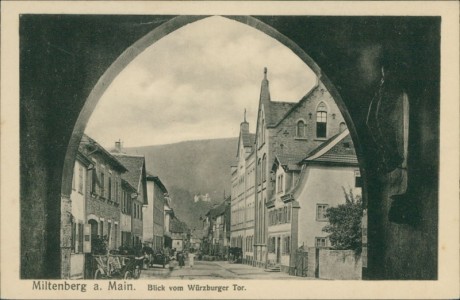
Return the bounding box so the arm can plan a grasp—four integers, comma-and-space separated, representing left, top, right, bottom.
303, 129, 358, 165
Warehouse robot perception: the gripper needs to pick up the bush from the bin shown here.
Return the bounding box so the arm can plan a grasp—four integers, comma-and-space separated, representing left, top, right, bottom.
322, 188, 363, 253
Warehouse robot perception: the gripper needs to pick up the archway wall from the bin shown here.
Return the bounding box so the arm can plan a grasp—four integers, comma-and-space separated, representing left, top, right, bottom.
20, 15, 439, 279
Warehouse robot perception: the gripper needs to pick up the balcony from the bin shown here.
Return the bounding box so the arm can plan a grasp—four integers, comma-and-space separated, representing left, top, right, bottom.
281, 193, 294, 203
266, 198, 275, 208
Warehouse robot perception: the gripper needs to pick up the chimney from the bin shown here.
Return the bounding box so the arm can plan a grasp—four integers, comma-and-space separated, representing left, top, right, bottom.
240, 109, 249, 133
114, 139, 122, 153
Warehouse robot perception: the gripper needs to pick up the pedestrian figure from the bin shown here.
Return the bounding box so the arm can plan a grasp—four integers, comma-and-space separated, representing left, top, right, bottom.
188, 251, 195, 268
178, 252, 185, 268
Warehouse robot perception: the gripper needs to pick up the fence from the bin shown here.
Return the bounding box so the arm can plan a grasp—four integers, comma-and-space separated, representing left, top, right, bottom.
292, 248, 308, 277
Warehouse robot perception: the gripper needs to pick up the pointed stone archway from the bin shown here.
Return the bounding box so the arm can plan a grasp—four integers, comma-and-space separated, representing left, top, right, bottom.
20, 15, 439, 280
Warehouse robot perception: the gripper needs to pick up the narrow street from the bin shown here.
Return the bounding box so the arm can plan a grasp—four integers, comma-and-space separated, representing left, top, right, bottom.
141, 260, 315, 280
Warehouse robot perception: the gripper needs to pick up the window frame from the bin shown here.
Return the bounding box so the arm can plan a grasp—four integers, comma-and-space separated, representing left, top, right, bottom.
316, 204, 329, 221
296, 120, 306, 138
316, 102, 328, 138
315, 237, 327, 248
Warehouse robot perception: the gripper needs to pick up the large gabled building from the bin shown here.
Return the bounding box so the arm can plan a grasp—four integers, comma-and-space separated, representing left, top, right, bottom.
231, 68, 350, 268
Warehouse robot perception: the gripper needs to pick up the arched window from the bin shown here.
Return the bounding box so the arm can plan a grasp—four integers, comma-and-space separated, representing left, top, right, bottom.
316, 102, 327, 138
339, 122, 347, 133
262, 154, 267, 182
297, 120, 306, 137
261, 119, 265, 144
257, 158, 262, 184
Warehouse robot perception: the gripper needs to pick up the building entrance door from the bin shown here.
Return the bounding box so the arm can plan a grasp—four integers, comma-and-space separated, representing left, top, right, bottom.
276, 237, 281, 263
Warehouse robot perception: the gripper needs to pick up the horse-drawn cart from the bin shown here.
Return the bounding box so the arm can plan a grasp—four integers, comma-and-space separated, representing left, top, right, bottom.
93, 254, 144, 279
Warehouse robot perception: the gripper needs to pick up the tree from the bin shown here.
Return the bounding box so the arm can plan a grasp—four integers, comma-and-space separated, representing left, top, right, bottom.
322, 188, 363, 253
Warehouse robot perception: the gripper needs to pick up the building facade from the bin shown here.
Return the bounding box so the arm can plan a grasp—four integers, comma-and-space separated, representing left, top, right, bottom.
112, 151, 148, 249
69, 152, 92, 279
80, 135, 127, 254
230, 117, 255, 264
267, 129, 361, 273
120, 179, 136, 248
231, 69, 350, 268
144, 174, 168, 251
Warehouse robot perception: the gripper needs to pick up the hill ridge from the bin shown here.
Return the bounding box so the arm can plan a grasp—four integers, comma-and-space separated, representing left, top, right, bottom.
126, 137, 238, 229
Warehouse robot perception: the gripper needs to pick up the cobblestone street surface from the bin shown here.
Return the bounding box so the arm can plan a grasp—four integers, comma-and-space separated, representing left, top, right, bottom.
141, 260, 317, 280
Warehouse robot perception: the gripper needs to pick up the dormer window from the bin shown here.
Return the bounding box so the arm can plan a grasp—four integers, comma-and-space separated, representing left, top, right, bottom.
277, 174, 284, 194
316, 102, 327, 138
297, 120, 306, 138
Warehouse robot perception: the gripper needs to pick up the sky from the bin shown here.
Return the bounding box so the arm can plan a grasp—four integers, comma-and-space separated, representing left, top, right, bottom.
85, 16, 317, 148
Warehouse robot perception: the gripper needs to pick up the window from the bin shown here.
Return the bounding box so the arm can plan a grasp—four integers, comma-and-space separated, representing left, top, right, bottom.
277, 174, 284, 193
114, 224, 118, 249
257, 159, 262, 184
100, 221, 104, 238
287, 205, 291, 222
107, 222, 112, 247
78, 222, 84, 253
78, 165, 83, 193
297, 120, 306, 138
355, 170, 363, 188
269, 237, 276, 253
316, 102, 327, 138
261, 119, 265, 144
100, 172, 105, 197
315, 237, 327, 248
71, 221, 76, 253
262, 154, 267, 182
316, 204, 328, 221
113, 177, 119, 203
283, 236, 290, 254
108, 176, 112, 200
91, 169, 97, 194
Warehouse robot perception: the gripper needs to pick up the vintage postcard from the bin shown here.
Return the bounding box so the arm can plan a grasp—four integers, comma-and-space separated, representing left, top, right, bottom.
1, 1, 459, 299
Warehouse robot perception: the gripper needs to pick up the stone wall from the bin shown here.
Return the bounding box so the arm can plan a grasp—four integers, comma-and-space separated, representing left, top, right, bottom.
319, 249, 362, 280
19, 15, 440, 279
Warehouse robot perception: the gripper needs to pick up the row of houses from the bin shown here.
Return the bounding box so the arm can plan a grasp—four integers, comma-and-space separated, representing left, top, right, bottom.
69, 135, 188, 279
227, 69, 363, 274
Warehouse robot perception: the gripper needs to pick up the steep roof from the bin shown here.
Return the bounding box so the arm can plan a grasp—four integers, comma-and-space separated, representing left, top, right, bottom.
112, 154, 146, 193
265, 101, 297, 127
268, 83, 320, 128
303, 129, 358, 165
146, 173, 168, 194
170, 217, 188, 233
206, 196, 231, 218
242, 132, 256, 148
80, 134, 127, 172
274, 152, 306, 172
